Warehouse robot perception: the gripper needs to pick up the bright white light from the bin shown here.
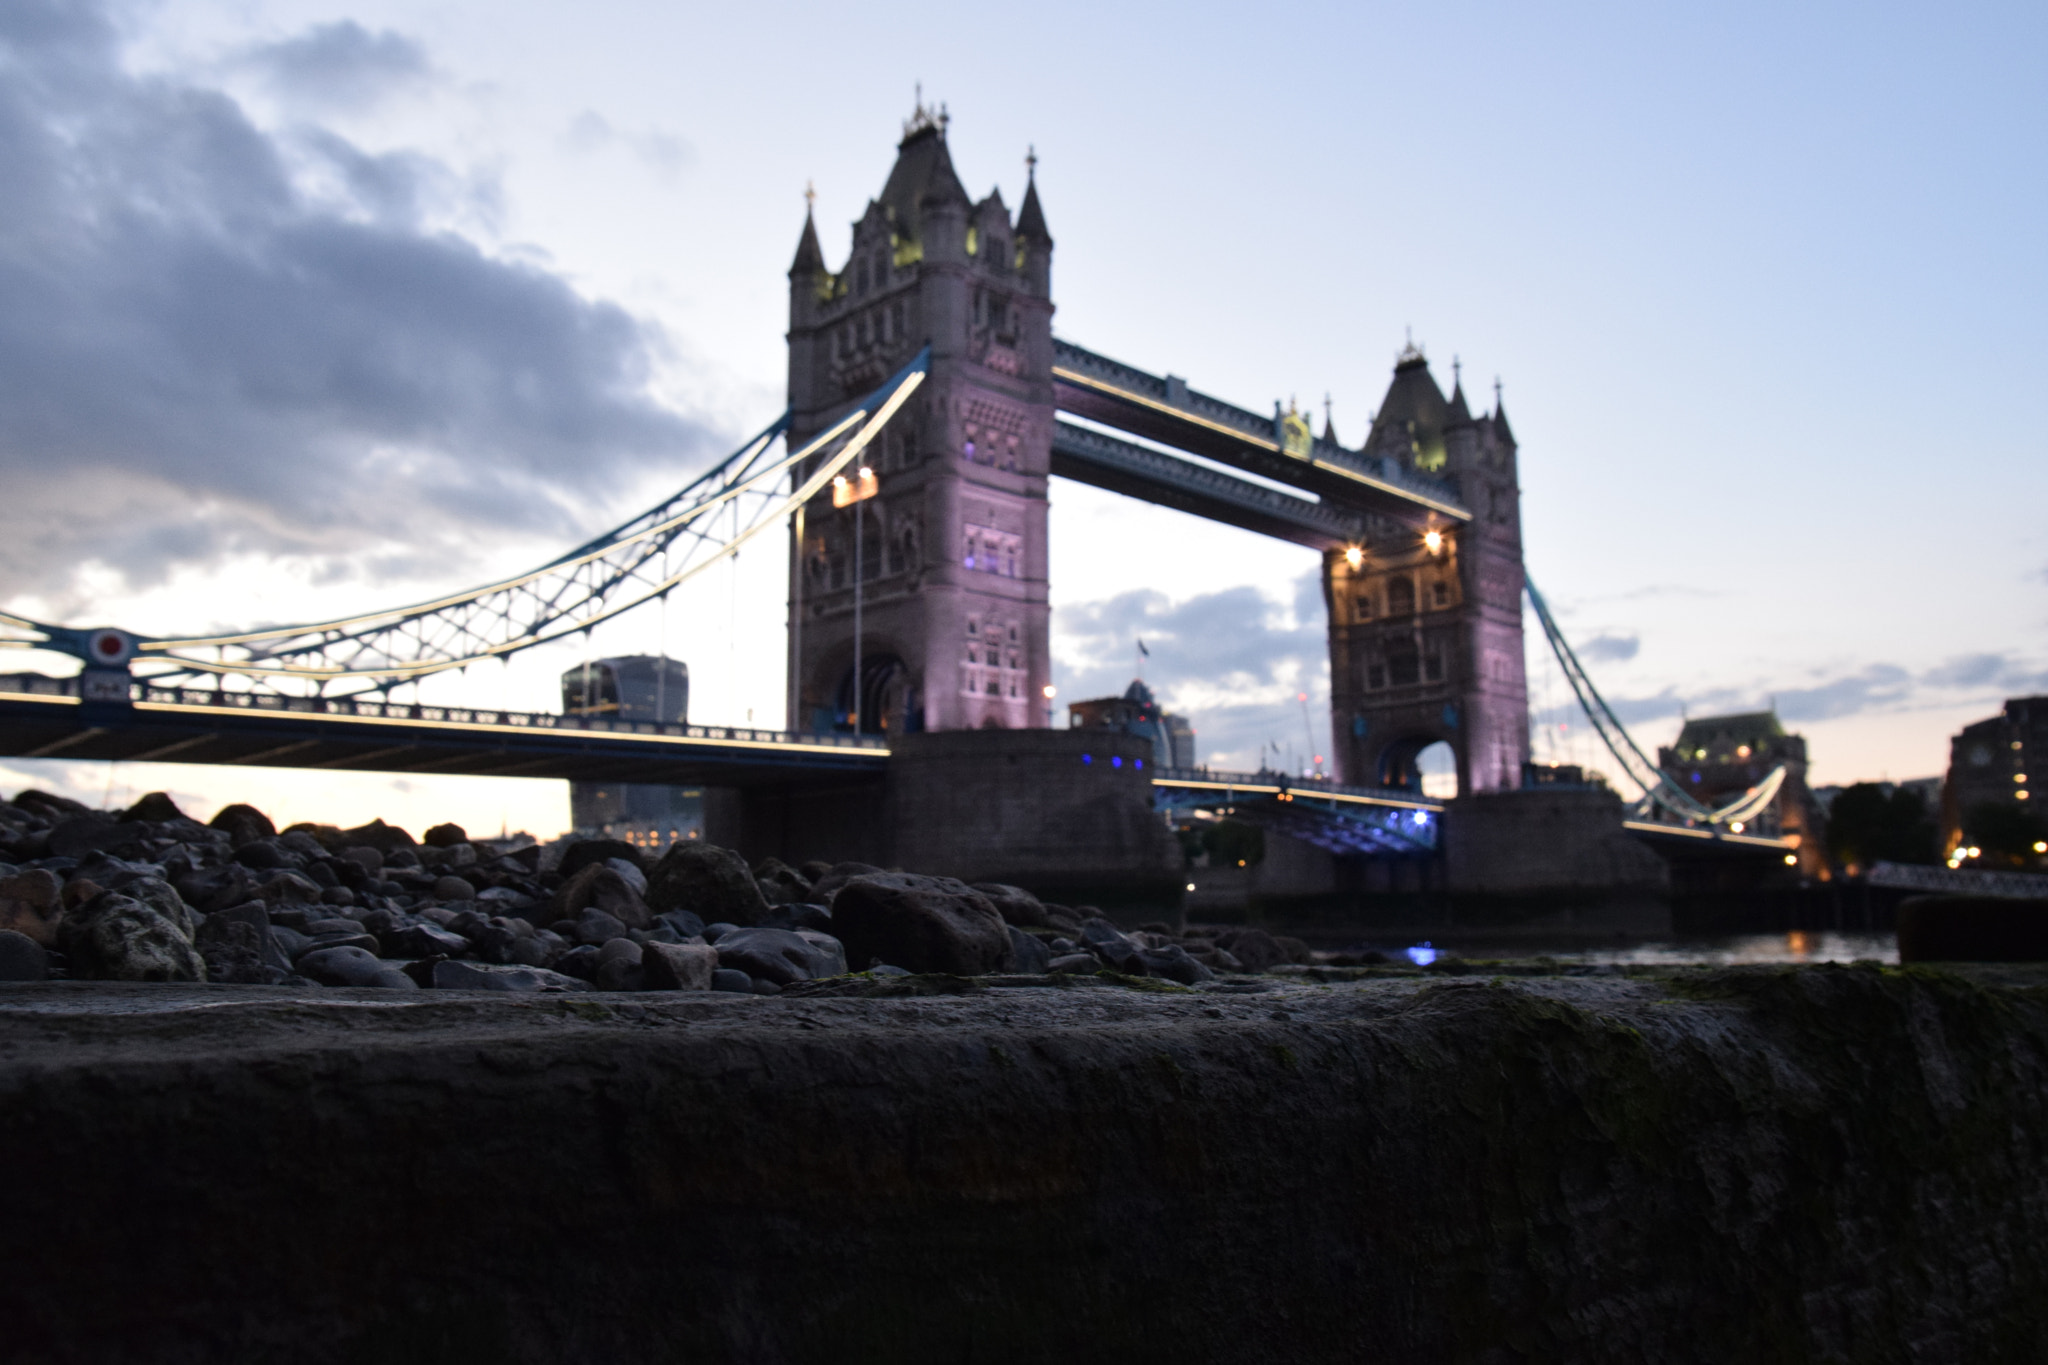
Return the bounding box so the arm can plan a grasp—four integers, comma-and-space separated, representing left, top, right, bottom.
1406, 942, 1438, 966
1344, 546, 1363, 568
1041, 683, 1056, 699
1185, 882, 1196, 892
1423, 529, 1444, 553
1784, 854, 1798, 865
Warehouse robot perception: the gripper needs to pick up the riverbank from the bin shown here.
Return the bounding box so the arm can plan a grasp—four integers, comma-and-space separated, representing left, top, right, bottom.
2, 962, 2043, 1363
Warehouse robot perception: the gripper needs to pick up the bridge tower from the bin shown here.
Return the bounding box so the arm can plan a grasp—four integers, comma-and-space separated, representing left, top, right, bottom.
786, 103, 1055, 735
1324, 346, 1530, 796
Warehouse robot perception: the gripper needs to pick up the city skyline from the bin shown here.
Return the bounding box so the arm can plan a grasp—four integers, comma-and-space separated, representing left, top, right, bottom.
1, 0, 2042, 834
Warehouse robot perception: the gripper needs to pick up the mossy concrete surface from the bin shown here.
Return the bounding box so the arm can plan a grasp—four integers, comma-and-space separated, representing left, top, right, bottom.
1, 965, 2045, 1363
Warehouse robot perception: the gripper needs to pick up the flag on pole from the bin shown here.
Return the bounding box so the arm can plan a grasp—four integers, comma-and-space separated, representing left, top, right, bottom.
1136, 639, 1150, 657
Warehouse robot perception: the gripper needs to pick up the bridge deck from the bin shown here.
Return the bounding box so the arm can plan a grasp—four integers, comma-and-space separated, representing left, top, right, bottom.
0, 689, 889, 789
1052, 339, 1469, 528
1050, 421, 1365, 550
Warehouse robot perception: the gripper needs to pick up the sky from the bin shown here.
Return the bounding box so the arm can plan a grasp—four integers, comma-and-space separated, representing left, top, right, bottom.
1, 0, 2043, 835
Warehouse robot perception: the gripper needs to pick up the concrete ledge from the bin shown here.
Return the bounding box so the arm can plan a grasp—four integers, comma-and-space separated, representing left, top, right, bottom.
2, 966, 2045, 1362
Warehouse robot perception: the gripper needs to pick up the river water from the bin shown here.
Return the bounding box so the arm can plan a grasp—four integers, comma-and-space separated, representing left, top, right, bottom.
1347, 931, 1900, 968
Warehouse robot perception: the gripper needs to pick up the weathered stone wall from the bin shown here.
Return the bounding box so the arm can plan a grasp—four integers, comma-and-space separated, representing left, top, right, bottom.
1444, 786, 1672, 928
2, 964, 2046, 1363
886, 727, 1182, 905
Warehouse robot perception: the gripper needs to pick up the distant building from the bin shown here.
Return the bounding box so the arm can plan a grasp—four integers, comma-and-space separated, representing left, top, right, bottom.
1942, 696, 2048, 852
1811, 777, 1940, 817
1657, 710, 1824, 873
1068, 680, 1195, 769
1523, 762, 1609, 789
561, 656, 701, 850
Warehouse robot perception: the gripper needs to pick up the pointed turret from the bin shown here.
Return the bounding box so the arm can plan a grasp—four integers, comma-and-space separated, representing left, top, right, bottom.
1446, 379, 1472, 425
1491, 402, 1515, 447
1362, 339, 1451, 473
1017, 171, 1051, 244
789, 206, 825, 277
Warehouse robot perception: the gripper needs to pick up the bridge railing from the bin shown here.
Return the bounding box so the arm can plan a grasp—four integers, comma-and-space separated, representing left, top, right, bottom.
3, 675, 888, 751
1151, 766, 1440, 810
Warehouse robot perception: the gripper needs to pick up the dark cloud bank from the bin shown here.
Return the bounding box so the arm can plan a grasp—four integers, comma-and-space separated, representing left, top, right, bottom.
0, 0, 707, 610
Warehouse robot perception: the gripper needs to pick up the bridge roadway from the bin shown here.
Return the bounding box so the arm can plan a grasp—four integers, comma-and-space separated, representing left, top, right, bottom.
1050, 339, 1472, 531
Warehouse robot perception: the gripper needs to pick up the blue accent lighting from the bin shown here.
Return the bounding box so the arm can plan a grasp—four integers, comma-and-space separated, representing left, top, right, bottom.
1111, 756, 1123, 769
1135, 758, 1144, 770
1081, 754, 1092, 765
1406, 942, 1438, 967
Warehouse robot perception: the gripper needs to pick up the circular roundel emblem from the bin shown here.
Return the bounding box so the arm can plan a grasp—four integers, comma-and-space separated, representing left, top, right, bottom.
86, 629, 137, 666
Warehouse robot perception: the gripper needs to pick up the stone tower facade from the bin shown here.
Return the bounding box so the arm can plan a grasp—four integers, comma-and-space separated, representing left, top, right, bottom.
786, 105, 1055, 735
1323, 346, 1530, 796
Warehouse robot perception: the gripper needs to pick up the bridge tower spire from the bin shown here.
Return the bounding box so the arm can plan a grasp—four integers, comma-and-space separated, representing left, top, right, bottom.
786, 108, 1055, 736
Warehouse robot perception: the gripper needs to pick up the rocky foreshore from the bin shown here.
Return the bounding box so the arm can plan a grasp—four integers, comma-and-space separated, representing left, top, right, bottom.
0, 788, 1316, 994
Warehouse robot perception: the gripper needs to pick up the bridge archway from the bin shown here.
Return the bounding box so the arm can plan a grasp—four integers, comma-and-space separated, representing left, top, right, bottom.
1377, 733, 1461, 797
831, 652, 919, 737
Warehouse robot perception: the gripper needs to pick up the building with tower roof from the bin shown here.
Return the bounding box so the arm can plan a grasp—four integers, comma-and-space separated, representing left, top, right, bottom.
1324, 342, 1529, 797
786, 99, 1054, 736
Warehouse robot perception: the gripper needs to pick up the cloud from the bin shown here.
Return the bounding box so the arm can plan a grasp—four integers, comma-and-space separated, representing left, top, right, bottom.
1575, 631, 1639, 664
237, 21, 433, 114
0, 1, 711, 612
566, 110, 693, 178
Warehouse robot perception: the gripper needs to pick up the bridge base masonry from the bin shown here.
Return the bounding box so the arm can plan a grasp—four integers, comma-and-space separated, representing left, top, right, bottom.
3, 964, 2045, 1362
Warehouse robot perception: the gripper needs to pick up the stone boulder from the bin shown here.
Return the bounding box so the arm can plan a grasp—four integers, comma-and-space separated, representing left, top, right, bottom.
1216, 928, 1286, 974
0, 869, 61, 947
646, 843, 768, 927
297, 946, 411, 989
810, 861, 886, 903
338, 820, 415, 855
641, 940, 718, 991
830, 874, 1010, 976
207, 803, 276, 847
548, 863, 651, 929
431, 961, 582, 992
58, 892, 204, 982
971, 883, 1050, 928
752, 857, 813, 906
0, 930, 47, 982
422, 822, 469, 848
13, 789, 88, 821
196, 902, 294, 985
48, 816, 150, 860
119, 792, 187, 824
713, 927, 845, 986
1005, 925, 1052, 974
558, 840, 645, 880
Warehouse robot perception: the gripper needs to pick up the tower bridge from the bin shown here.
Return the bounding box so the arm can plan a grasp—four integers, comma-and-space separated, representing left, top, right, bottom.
0, 102, 1797, 911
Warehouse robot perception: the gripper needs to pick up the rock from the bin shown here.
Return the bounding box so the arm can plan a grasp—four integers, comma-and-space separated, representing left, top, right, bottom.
548, 863, 650, 929
381, 922, 471, 959
642, 940, 718, 990
702, 922, 736, 942
574, 908, 630, 946
656, 909, 707, 940
1047, 953, 1098, 974
508, 935, 554, 968
0, 930, 48, 981
1215, 928, 1286, 974
797, 859, 833, 882
823, 874, 1010, 977
300, 931, 381, 959
339, 820, 415, 854
252, 872, 325, 907
320, 886, 357, 908
430, 961, 581, 992
645, 843, 769, 927
558, 840, 645, 880
752, 978, 782, 996
594, 938, 645, 992
58, 892, 205, 982
753, 857, 813, 906
1274, 936, 1313, 965
0, 869, 61, 946
119, 792, 187, 824
1079, 919, 1146, 975
431, 875, 476, 902
297, 946, 406, 988
269, 925, 313, 960
13, 789, 89, 821
422, 842, 478, 870
795, 929, 849, 978
713, 927, 843, 985
710, 967, 753, 993
48, 816, 149, 860
1135, 942, 1214, 985
973, 883, 1050, 928
175, 862, 259, 914
759, 902, 834, 933
116, 876, 198, 940
422, 822, 469, 848
207, 803, 276, 847
195, 902, 294, 985
233, 841, 294, 872
603, 859, 649, 898
339, 846, 384, 873
1006, 925, 1052, 974
809, 861, 886, 903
